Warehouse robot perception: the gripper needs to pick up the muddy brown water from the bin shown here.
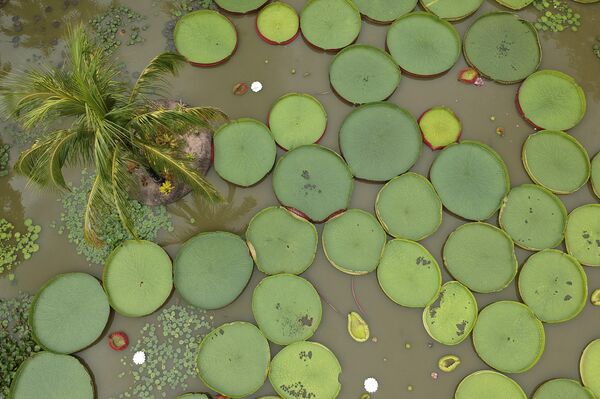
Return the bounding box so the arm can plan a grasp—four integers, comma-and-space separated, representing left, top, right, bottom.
1, 0, 600, 398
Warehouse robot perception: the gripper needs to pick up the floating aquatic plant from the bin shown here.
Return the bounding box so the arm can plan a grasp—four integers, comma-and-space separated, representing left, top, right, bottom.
88, 5, 148, 55
533, 0, 581, 32
438, 355, 461, 372
0, 218, 41, 280
347, 312, 370, 343
0, 144, 9, 177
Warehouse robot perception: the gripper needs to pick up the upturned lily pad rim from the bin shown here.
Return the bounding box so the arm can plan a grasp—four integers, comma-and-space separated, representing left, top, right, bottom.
455, 370, 528, 399
419, 0, 484, 21
592, 152, 600, 199
522, 130, 591, 195
418, 106, 462, 150
498, 183, 568, 251
300, 0, 362, 51
495, 0, 534, 10
215, 0, 270, 14
565, 204, 600, 267
532, 379, 596, 399
256, 2, 301, 45
580, 339, 600, 395
174, 394, 211, 399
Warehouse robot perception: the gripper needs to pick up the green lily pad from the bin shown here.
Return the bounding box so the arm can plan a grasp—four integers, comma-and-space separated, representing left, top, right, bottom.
268, 93, 327, 150
517, 70, 586, 131
423, 281, 478, 346
375, 172, 442, 241
322, 209, 386, 275
197, 322, 270, 398
386, 12, 461, 77
419, 0, 484, 21
269, 341, 341, 399
455, 370, 527, 399
174, 10, 238, 67
418, 106, 462, 150
329, 44, 401, 105
103, 240, 173, 317
519, 249, 587, 323
592, 152, 600, 199
257, 2, 300, 45
339, 102, 421, 181
473, 301, 545, 373
9, 352, 94, 399
565, 204, 600, 266
300, 0, 361, 50
174, 232, 253, 309
246, 206, 318, 275
430, 141, 510, 221
581, 339, 600, 398
522, 130, 590, 194
377, 239, 442, 308
272, 145, 354, 223
533, 379, 596, 399
215, 0, 269, 13
444, 222, 518, 293
499, 184, 567, 250
464, 12, 541, 84
496, 0, 534, 10
30, 272, 110, 354
174, 394, 211, 399
252, 274, 322, 345
352, 0, 417, 23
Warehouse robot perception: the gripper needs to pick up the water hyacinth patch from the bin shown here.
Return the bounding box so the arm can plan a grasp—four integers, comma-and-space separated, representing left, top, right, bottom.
89, 5, 148, 56
533, 0, 581, 32
0, 218, 41, 280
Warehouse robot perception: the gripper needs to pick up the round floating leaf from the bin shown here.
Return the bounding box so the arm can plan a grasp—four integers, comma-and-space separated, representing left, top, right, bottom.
455, 370, 527, 399
339, 102, 421, 181
377, 239, 442, 308
423, 281, 478, 346
174, 10, 237, 66
268, 93, 327, 150
592, 152, 600, 199
375, 172, 442, 241
175, 232, 254, 309
103, 240, 173, 317
519, 249, 587, 323
534, 379, 596, 399
430, 141, 510, 221
386, 12, 461, 77
473, 301, 545, 373
522, 130, 590, 194
419, 0, 484, 21
418, 106, 461, 150
499, 184, 567, 250
300, 0, 361, 50
30, 273, 109, 354
175, 395, 211, 399
269, 341, 341, 399
246, 206, 318, 275
256, 2, 300, 45
464, 12, 541, 84
252, 274, 322, 345
215, 0, 269, 13
352, 0, 417, 23
581, 339, 600, 398
496, 0, 533, 10
272, 145, 354, 223
444, 222, 518, 293
565, 204, 600, 267
330, 44, 401, 105
517, 70, 586, 131
322, 209, 386, 275
9, 352, 94, 399
197, 322, 270, 398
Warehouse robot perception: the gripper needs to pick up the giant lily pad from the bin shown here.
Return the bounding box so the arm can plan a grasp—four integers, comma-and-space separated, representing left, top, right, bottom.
257, 2, 300, 45
215, 0, 269, 13
419, 0, 484, 21
353, 0, 417, 23
473, 301, 545, 373
565, 204, 600, 266
30, 272, 110, 354
581, 339, 600, 398
496, 0, 534, 10
339, 102, 421, 181
464, 12, 541, 84
418, 106, 462, 150
455, 370, 527, 399
175, 395, 211, 399
252, 274, 322, 345
272, 145, 354, 223
197, 322, 270, 398
533, 379, 596, 399
300, 0, 361, 51
592, 152, 600, 199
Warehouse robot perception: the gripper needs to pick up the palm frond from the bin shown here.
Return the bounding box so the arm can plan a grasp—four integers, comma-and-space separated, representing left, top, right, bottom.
131, 106, 228, 137
110, 148, 137, 239
83, 173, 110, 246
129, 53, 187, 103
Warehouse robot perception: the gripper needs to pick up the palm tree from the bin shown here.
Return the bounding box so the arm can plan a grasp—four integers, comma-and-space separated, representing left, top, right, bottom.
0, 25, 227, 245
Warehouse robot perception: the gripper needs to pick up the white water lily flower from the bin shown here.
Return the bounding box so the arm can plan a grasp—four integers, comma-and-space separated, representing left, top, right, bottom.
364, 377, 379, 393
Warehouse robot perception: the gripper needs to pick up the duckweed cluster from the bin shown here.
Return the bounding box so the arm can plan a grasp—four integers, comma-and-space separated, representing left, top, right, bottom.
110, 304, 213, 399
89, 5, 148, 55
55, 172, 173, 265
533, 0, 581, 32
0, 218, 41, 280
0, 294, 42, 397
0, 144, 9, 177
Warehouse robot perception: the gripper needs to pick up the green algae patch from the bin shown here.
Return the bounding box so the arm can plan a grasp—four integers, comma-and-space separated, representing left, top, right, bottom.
269, 341, 341, 399
430, 141, 510, 221
464, 12, 541, 84
565, 204, 600, 266
252, 274, 322, 345
272, 145, 354, 223
473, 301, 545, 373
377, 239, 442, 308
197, 322, 270, 398
257, 2, 300, 45
533, 379, 596, 399
353, 0, 417, 23
455, 370, 527, 399
496, 0, 534, 9
322, 209, 386, 275
103, 240, 173, 317
518, 249, 587, 323
339, 102, 421, 181
30, 273, 109, 354
581, 339, 600, 398
246, 206, 318, 275
418, 106, 461, 150
215, 0, 269, 13
592, 152, 600, 199
330, 44, 401, 105
386, 12, 461, 77
174, 231, 253, 309
376, 173, 442, 241
499, 184, 567, 251
300, 0, 361, 50
347, 312, 370, 342
419, 0, 484, 21
9, 352, 94, 399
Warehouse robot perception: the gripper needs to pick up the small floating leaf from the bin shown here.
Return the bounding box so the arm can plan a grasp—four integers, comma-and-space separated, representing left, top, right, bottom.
347, 312, 370, 342
438, 355, 461, 372
591, 289, 600, 306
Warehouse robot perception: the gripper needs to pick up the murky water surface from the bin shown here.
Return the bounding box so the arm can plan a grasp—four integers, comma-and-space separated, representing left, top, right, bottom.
1, 1, 599, 398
